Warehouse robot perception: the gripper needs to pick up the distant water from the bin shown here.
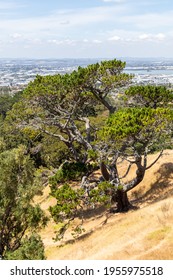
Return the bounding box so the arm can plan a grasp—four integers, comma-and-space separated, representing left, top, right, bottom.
125, 68, 173, 85
124, 62, 173, 75
0, 58, 173, 86
125, 68, 173, 75
124, 59, 173, 84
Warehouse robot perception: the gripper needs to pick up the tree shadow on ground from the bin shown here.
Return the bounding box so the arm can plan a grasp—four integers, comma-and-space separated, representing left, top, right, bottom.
136, 162, 173, 206
60, 163, 173, 246
78, 205, 108, 220
78, 162, 173, 221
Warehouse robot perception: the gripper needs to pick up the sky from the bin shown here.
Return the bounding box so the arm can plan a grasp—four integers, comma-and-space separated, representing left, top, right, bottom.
0, 0, 173, 58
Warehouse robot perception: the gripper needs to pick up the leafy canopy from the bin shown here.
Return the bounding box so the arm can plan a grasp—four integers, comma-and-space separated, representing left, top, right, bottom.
124, 85, 173, 108
0, 145, 48, 258
102, 107, 172, 139
5, 234, 46, 260
100, 107, 173, 154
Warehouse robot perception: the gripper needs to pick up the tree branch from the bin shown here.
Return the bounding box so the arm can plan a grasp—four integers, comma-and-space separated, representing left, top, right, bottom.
123, 155, 145, 192
119, 163, 133, 179
78, 117, 91, 143
146, 149, 164, 170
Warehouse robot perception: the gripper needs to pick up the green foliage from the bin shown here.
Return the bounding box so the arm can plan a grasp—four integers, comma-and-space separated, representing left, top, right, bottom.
101, 107, 173, 143
49, 183, 86, 240
87, 149, 99, 160
0, 146, 48, 258
49, 183, 84, 222
49, 162, 90, 187
23, 59, 129, 115
1, 116, 40, 151
41, 136, 71, 168
71, 225, 86, 239
21, 126, 41, 141
1, 59, 132, 174
89, 181, 116, 206
0, 137, 6, 152
124, 85, 173, 108
2, 116, 46, 167
23, 72, 99, 118
0, 91, 23, 119
1, 60, 173, 240
5, 234, 46, 260
49, 182, 118, 240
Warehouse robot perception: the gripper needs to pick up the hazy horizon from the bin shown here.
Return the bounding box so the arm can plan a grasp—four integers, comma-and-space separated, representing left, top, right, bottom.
1, 57, 173, 61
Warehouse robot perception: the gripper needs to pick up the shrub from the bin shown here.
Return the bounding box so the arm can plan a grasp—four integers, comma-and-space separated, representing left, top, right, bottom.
49, 162, 91, 187
5, 234, 46, 260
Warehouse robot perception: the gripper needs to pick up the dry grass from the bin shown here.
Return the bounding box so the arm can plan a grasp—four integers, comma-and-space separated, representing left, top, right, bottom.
35, 150, 173, 260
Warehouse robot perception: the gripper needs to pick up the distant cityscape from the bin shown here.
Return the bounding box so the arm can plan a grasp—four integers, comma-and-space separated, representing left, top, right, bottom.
0, 58, 173, 93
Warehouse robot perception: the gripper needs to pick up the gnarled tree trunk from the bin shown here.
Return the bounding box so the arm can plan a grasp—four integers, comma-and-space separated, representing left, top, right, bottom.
100, 156, 145, 213
111, 190, 132, 212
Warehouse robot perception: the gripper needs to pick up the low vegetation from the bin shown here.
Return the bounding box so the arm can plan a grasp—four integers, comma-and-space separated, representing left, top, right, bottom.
0, 58, 173, 259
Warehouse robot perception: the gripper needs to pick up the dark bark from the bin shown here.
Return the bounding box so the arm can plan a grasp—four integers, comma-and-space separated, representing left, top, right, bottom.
100, 161, 110, 181
123, 155, 145, 192
0, 242, 4, 259
100, 161, 131, 212
111, 190, 132, 212
99, 155, 146, 212
92, 89, 116, 114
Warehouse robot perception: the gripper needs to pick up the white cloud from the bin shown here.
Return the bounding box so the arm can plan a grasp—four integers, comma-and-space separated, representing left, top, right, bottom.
0, 5, 124, 35
0, 3, 130, 50
64, 39, 76, 45
155, 33, 165, 40
48, 39, 76, 46
108, 35, 121, 41
139, 34, 151, 40
48, 39, 63, 45
138, 33, 166, 41
60, 20, 70, 25
92, 39, 102, 44
0, 1, 172, 58
11, 33, 22, 39
122, 11, 173, 30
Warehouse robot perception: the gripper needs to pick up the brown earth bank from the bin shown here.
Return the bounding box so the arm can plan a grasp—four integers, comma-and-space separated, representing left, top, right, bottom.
36, 150, 173, 260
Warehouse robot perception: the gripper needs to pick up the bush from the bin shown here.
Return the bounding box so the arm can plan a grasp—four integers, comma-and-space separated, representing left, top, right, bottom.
49, 162, 90, 187
5, 234, 46, 260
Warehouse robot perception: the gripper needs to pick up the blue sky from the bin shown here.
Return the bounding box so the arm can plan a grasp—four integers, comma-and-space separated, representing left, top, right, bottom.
0, 0, 173, 58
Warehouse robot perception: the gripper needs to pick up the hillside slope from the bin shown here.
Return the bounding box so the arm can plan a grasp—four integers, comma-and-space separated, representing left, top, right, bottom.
37, 150, 173, 260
